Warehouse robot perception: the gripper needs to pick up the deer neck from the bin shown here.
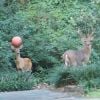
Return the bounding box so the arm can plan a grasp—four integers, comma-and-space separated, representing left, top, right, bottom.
82, 45, 92, 55
15, 52, 21, 61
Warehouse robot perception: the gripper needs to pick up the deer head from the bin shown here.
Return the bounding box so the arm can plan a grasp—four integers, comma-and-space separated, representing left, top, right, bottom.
77, 29, 94, 47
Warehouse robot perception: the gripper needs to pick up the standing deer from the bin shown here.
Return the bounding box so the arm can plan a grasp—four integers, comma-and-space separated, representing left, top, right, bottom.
62, 30, 94, 67
11, 45, 32, 72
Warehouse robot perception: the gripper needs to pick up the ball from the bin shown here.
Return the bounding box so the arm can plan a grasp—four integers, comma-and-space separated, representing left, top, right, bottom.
11, 36, 22, 48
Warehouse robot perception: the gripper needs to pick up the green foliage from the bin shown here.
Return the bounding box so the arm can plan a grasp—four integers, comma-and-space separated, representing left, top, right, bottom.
48, 62, 100, 89
0, 71, 38, 92
0, 0, 100, 91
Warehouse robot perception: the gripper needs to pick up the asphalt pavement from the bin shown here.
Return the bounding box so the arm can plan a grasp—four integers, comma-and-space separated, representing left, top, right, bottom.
0, 89, 99, 100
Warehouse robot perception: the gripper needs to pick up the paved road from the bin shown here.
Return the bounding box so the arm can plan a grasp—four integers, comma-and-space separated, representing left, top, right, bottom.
0, 89, 99, 100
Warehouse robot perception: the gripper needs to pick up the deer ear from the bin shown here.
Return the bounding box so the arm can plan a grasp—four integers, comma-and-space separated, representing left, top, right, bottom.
19, 44, 23, 49
90, 36, 94, 40
80, 36, 86, 43
90, 33, 94, 40
11, 44, 15, 50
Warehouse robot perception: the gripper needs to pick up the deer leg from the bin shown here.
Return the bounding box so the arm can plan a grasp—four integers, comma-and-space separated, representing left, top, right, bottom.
65, 55, 69, 65
63, 61, 68, 69
65, 60, 68, 66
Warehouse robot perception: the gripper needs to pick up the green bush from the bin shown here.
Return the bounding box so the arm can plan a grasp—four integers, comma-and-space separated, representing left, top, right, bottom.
0, 71, 37, 92
48, 62, 100, 89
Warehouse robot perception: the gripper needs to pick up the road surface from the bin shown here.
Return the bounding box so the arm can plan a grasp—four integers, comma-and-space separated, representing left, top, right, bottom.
0, 89, 99, 100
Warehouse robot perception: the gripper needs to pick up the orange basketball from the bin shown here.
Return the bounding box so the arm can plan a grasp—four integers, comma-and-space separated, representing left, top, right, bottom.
11, 36, 22, 48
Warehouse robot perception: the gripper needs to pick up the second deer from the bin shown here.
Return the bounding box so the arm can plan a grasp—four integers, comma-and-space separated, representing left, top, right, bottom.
62, 30, 94, 67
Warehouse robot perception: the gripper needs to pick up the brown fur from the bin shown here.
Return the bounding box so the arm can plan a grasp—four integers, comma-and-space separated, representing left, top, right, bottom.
11, 45, 32, 71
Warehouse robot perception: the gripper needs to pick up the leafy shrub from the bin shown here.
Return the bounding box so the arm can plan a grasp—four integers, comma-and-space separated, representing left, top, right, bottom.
0, 71, 37, 92
48, 62, 100, 89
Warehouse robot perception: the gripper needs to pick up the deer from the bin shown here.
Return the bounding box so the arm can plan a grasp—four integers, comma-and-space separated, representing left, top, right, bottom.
11, 45, 32, 72
62, 29, 94, 67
